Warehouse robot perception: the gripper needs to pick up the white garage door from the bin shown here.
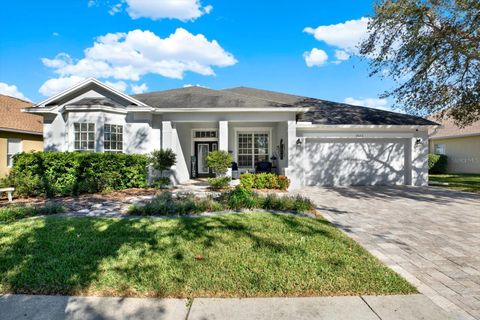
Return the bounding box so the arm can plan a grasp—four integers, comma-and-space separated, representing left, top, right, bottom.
304, 138, 409, 186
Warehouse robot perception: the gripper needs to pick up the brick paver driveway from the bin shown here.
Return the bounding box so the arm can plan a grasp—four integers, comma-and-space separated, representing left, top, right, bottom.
299, 186, 480, 320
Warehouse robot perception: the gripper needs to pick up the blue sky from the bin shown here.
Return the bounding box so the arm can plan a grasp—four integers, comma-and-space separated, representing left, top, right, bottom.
0, 0, 395, 109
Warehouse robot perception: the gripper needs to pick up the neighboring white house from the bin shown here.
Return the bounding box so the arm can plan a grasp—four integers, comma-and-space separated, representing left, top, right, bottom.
25, 78, 437, 189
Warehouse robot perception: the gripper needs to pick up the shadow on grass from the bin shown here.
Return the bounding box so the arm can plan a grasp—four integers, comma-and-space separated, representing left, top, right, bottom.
0, 213, 341, 298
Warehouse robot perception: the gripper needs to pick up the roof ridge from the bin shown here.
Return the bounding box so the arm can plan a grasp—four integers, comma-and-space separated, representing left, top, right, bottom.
221, 87, 303, 105
132, 85, 219, 97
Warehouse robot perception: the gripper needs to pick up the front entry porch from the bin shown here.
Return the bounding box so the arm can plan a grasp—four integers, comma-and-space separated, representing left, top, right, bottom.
160, 119, 296, 185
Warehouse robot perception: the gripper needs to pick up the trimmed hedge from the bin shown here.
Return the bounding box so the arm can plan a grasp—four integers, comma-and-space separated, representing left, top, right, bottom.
8, 152, 148, 197
428, 154, 448, 174
240, 173, 290, 190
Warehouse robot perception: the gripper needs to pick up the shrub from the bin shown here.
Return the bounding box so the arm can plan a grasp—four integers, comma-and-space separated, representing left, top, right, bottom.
226, 186, 259, 210
428, 154, 448, 174
266, 174, 280, 189
255, 173, 269, 189
127, 192, 225, 216
151, 177, 171, 189
239, 173, 255, 189
292, 195, 315, 212
0, 177, 10, 188
277, 176, 290, 190
239, 173, 290, 190
206, 150, 233, 176
261, 194, 314, 213
207, 176, 231, 190
8, 152, 148, 197
0, 203, 65, 223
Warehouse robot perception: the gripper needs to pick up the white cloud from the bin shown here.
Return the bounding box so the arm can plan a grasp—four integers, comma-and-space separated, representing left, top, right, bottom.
109, 3, 122, 15
203, 4, 213, 14
334, 50, 350, 61
52, 32, 60, 37
41, 53, 73, 69
87, 0, 97, 7
0, 82, 30, 101
40, 28, 237, 96
344, 97, 390, 110
105, 80, 128, 92
131, 83, 148, 94
39, 76, 85, 97
303, 48, 328, 67
183, 84, 208, 88
304, 17, 370, 54
110, 0, 213, 21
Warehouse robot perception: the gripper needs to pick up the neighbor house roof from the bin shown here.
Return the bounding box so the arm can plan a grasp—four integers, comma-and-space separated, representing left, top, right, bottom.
428, 113, 480, 139
0, 94, 42, 135
224, 87, 437, 126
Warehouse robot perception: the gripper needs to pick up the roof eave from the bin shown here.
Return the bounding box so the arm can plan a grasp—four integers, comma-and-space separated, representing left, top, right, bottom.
430, 132, 480, 139
0, 127, 43, 136
32, 78, 149, 108
151, 107, 308, 113
296, 124, 438, 130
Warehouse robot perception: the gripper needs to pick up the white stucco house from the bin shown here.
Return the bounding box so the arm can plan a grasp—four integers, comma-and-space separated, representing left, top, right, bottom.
25, 78, 437, 189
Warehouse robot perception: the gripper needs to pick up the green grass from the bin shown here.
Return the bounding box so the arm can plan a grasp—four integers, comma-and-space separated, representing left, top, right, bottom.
0, 213, 416, 297
429, 174, 480, 193
0, 203, 65, 223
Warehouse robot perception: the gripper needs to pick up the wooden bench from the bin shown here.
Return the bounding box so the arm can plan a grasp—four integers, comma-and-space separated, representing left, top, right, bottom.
0, 187, 14, 202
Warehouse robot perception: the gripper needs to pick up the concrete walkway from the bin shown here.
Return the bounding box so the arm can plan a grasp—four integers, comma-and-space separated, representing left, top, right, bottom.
298, 186, 480, 320
0, 294, 451, 320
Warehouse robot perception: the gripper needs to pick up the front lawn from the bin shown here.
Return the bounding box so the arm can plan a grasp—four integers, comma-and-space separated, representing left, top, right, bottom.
429, 174, 480, 193
0, 213, 415, 297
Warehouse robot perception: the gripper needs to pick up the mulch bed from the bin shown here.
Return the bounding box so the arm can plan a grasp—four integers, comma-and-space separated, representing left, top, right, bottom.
0, 188, 160, 211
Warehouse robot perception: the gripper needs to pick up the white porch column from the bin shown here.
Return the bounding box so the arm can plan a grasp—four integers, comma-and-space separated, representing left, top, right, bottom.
287, 120, 296, 166
219, 121, 228, 151
161, 121, 173, 150
284, 120, 303, 190
218, 120, 231, 177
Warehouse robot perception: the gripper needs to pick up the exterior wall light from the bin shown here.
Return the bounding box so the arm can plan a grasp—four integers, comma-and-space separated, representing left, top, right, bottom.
296, 138, 302, 145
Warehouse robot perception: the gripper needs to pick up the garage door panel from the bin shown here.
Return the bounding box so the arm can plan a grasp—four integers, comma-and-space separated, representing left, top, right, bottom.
305, 138, 407, 186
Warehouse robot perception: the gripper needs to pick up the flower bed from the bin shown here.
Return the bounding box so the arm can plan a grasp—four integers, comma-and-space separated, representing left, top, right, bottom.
128, 186, 313, 216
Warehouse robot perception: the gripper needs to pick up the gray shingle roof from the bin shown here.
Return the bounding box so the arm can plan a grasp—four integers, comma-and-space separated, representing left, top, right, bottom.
133, 86, 436, 126
133, 86, 295, 109
224, 87, 437, 126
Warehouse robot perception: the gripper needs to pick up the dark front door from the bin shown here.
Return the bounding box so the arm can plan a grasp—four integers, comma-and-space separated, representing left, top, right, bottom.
194, 141, 218, 177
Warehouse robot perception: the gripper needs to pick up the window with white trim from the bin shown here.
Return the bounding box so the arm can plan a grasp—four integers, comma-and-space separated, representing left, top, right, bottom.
434, 144, 446, 155
193, 130, 217, 138
74, 123, 95, 151
7, 138, 21, 167
237, 132, 269, 168
104, 124, 123, 153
